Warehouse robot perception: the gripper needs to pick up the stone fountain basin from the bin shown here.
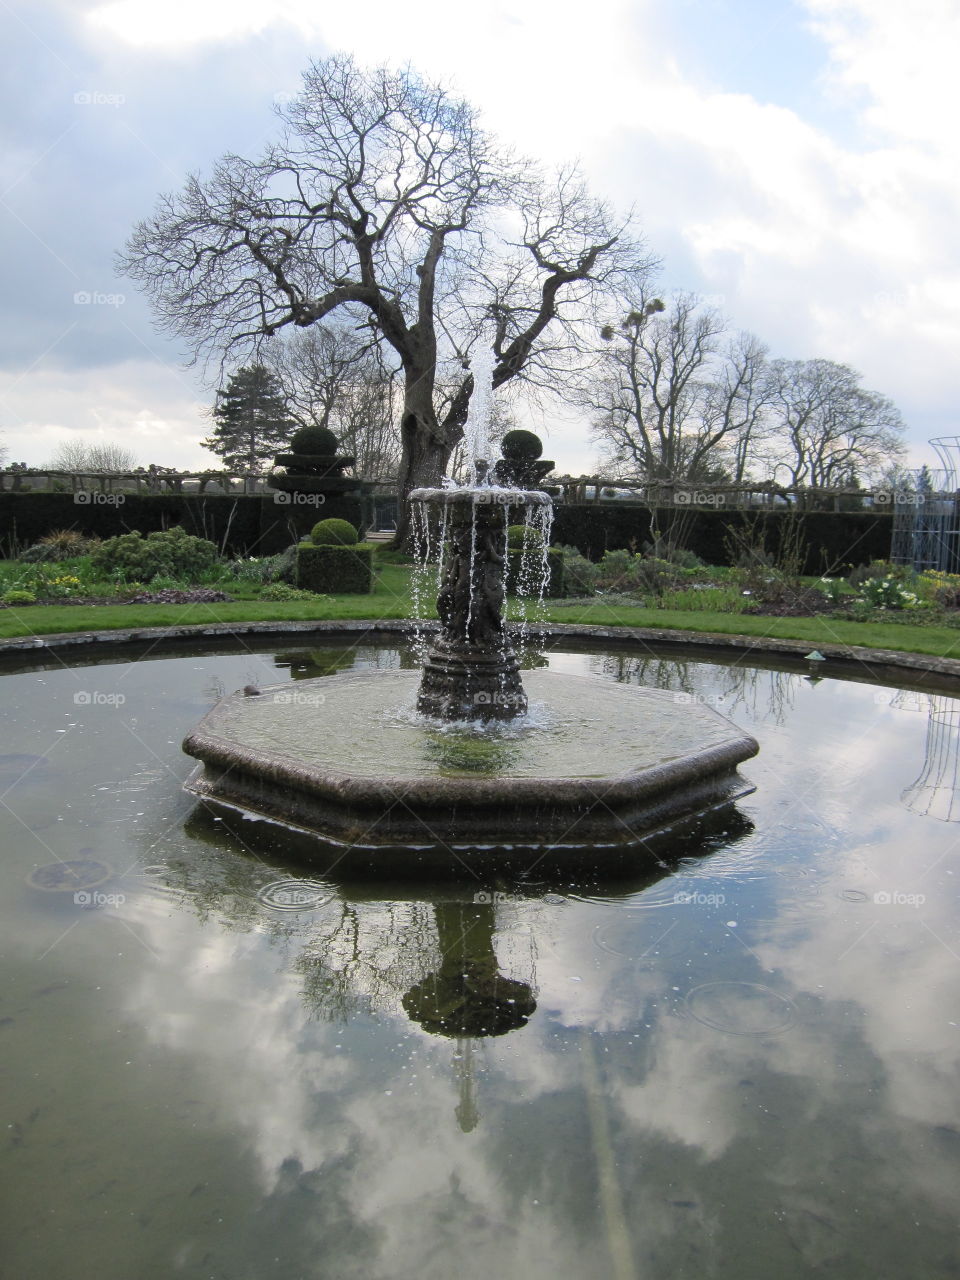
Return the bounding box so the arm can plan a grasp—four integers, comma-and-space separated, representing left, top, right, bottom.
183, 670, 758, 854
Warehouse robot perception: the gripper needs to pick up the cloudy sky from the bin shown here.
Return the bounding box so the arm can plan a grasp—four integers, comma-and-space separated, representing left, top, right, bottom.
1, 0, 957, 475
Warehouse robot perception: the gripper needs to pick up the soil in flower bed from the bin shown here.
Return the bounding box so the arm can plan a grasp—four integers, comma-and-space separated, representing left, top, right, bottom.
0, 588, 236, 608
746, 588, 842, 618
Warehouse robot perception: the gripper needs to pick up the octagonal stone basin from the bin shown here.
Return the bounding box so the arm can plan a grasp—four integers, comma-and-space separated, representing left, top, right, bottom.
183, 669, 758, 852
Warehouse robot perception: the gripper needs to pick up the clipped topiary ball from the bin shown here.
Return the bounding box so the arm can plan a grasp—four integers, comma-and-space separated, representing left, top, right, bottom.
310, 518, 359, 546
506, 524, 545, 550
501, 429, 543, 460
289, 426, 340, 457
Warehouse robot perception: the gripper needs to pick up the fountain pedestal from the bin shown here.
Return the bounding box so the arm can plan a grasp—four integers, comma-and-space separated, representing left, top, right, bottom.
410, 480, 552, 723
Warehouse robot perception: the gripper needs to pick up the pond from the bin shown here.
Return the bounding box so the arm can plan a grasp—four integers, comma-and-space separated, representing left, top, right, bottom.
1, 635, 958, 1279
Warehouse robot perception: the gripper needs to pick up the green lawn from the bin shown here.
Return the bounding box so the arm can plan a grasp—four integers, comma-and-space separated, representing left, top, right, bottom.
3, 553, 960, 662
3, 565, 960, 660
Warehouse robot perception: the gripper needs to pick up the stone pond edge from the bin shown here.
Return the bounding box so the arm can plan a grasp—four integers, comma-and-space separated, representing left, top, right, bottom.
2, 618, 960, 686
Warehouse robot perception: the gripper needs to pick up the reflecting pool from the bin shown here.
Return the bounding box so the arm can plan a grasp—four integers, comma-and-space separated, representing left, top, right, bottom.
1, 636, 959, 1279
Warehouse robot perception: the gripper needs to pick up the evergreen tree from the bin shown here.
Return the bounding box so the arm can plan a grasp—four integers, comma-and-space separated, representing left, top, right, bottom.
203, 364, 293, 471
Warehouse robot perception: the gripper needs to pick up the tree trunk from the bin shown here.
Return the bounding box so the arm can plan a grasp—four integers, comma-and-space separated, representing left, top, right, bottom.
390, 372, 458, 550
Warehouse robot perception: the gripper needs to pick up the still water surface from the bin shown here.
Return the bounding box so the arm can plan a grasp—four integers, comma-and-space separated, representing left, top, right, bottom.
1, 637, 958, 1279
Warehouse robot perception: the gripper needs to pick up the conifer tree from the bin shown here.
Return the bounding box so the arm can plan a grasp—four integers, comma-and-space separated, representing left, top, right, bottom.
203, 364, 293, 471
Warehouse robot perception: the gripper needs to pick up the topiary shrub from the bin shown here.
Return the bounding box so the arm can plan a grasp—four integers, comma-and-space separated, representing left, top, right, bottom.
289, 426, 340, 457
91, 526, 219, 582
506, 547, 564, 597
506, 524, 545, 550
310, 517, 359, 546
297, 543, 373, 594
501, 429, 543, 459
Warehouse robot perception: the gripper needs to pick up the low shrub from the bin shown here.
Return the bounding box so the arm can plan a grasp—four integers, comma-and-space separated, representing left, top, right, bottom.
259, 582, 322, 601
858, 576, 920, 611
557, 545, 599, 597
2, 589, 36, 605
91, 527, 219, 583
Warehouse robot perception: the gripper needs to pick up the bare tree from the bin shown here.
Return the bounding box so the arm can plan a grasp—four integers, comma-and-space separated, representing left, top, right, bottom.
763, 359, 906, 488
48, 439, 138, 471
584, 292, 765, 483
118, 54, 653, 542
265, 323, 402, 481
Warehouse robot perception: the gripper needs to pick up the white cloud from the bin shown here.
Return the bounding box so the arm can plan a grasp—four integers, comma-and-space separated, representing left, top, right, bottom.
6, 0, 955, 471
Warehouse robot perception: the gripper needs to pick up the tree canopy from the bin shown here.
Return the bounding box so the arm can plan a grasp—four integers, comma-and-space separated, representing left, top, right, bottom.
202, 363, 294, 471
119, 53, 654, 540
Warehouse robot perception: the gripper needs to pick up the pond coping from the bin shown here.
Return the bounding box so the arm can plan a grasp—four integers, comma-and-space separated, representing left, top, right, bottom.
1, 618, 960, 687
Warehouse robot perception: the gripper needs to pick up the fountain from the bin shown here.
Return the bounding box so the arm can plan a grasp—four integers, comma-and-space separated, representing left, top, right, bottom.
182, 350, 759, 860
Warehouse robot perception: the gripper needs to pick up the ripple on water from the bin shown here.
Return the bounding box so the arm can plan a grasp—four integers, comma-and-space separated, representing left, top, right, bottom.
684, 981, 797, 1036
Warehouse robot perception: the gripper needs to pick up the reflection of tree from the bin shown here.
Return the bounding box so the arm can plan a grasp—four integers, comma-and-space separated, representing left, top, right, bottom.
273, 644, 419, 680
589, 651, 798, 726
902, 696, 960, 821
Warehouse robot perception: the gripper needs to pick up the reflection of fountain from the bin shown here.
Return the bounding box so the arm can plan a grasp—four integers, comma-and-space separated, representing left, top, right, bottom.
401, 900, 536, 1037
183, 353, 759, 858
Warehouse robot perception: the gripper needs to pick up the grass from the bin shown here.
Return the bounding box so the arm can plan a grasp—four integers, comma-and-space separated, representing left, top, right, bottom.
3, 555, 960, 662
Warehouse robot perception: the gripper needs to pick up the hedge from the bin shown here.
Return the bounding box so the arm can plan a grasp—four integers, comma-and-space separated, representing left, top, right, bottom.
0, 492, 364, 558
296, 543, 373, 594
551, 504, 893, 574
505, 547, 565, 597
